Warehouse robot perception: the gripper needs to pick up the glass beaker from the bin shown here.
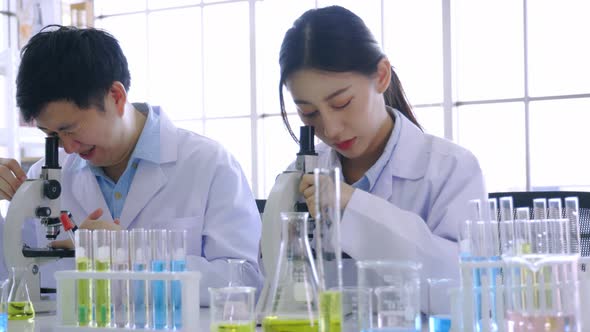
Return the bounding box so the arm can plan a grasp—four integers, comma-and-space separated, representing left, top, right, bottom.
6, 266, 34, 321
314, 167, 343, 332
1, 279, 8, 331
209, 286, 256, 332
357, 260, 421, 331
258, 212, 320, 331
337, 286, 371, 332
427, 279, 458, 332
503, 254, 580, 332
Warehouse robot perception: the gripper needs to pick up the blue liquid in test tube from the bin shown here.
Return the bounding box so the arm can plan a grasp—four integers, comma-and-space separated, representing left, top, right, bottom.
151, 259, 167, 329
0, 312, 7, 332
169, 229, 187, 330
150, 229, 169, 330
429, 314, 452, 332
132, 263, 147, 328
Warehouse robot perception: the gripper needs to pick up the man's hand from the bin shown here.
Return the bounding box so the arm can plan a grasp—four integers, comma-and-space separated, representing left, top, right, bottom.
299, 173, 354, 217
0, 158, 27, 200
50, 208, 121, 249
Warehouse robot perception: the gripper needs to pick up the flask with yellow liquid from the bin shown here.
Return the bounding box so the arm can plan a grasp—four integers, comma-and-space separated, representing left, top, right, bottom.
7, 266, 34, 321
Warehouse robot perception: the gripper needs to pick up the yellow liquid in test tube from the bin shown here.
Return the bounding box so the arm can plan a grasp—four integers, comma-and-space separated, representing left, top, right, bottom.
76, 257, 92, 326
214, 322, 256, 332
262, 317, 320, 332
319, 290, 342, 332
95, 259, 111, 327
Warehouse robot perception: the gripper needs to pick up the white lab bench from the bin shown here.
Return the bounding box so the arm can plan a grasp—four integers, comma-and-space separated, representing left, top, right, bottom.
16, 311, 432, 331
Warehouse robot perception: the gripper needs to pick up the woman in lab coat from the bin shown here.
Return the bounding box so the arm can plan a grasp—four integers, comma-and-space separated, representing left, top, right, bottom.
279, 6, 487, 289
0, 26, 263, 305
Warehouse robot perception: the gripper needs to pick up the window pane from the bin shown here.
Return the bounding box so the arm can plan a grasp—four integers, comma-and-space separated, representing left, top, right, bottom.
317, 0, 382, 43
205, 118, 253, 187
259, 114, 303, 198
95, 14, 149, 102
454, 0, 524, 100
529, 98, 590, 190
148, 0, 199, 10
383, 0, 443, 105
414, 107, 444, 138
148, 8, 202, 121
528, 1, 590, 96
94, 0, 146, 16
203, 2, 250, 117
456, 103, 526, 192
256, 0, 314, 116
173, 119, 203, 135
0, 14, 6, 50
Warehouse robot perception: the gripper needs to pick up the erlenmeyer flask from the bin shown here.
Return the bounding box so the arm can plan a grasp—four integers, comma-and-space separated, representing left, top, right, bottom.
7, 266, 34, 321
227, 258, 246, 287
259, 212, 320, 331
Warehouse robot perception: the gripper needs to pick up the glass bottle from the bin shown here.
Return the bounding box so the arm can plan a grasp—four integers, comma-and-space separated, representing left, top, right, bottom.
6, 267, 34, 321
259, 212, 320, 332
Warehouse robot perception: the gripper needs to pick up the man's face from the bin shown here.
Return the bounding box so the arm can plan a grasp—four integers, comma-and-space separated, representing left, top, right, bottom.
35, 99, 126, 167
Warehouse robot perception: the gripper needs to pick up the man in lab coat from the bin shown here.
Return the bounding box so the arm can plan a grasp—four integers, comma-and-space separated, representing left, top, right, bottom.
0, 26, 263, 305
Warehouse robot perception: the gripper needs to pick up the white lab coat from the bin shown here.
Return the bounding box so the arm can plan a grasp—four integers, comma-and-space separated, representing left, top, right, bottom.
311, 110, 487, 310
0, 106, 263, 306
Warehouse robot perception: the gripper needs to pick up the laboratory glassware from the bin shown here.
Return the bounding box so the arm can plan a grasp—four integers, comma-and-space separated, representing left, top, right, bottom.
337, 286, 371, 332
93, 229, 111, 327
130, 228, 149, 329
150, 229, 169, 329
75, 229, 92, 326
357, 260, 421, 332
111, 230, 130, 328
209, 286, 256, 332
227, 258, 246, 287
427, 279, 458, 332
6, 266, 34, 321
169, 229, 187, 329
0, 279, 8, 331
313, 167, 343, 332
258, 212, 320, 331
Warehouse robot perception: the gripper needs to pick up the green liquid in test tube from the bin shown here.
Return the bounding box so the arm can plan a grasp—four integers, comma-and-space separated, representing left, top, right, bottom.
75, 229, 93, 327
94, 230, 111, 327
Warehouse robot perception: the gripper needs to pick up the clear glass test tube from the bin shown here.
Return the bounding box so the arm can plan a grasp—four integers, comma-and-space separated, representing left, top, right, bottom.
533, 198, 547, 220
565, 197, 580, 254
111, 230, 129, 328
169, 230, 186, 330
499, 196, 515, 256
130, 229, 148, 329
93, 229, 111, 327
75, 229, 92, 327
150, 229, 168, 330
548, 198, 565, 253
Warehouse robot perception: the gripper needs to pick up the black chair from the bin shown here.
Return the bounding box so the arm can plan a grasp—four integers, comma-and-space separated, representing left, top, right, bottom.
489, 191, 590, 256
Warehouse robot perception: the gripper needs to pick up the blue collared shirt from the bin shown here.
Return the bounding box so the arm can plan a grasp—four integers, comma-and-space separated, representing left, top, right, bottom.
351, 108, 401, 192
84, 104, 160, 219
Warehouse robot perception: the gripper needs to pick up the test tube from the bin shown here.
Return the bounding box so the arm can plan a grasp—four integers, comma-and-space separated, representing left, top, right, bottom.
75, 229, 92, 327
548, 198, 565, 254
499, 197, 515, 256
111, 230, 129, 328
150, 229, 168, 330
565, 197, 580, 254
93, 229, 112, 327
130, 229, 148, 329
169, 230, 186, 330
489, 198, 498, 222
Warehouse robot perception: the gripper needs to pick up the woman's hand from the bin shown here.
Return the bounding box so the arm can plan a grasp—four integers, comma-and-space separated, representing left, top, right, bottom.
50, 208, 121, 249
299, 173, 354, 217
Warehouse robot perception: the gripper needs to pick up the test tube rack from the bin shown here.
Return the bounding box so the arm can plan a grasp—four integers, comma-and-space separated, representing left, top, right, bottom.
54, 270, 201, 332
458, 256, 584, 332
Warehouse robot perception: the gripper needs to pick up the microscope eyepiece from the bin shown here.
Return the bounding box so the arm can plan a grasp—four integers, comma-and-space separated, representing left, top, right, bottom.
43, 136, 60, 169
297, 126, 317, 156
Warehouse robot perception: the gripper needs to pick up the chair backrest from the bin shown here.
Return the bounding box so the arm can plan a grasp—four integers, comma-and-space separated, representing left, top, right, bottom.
489, 191, 590, 256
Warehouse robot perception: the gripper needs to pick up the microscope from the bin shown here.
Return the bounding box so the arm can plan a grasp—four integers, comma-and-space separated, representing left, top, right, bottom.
3, 135, 74, 312
256, 125, 317, 314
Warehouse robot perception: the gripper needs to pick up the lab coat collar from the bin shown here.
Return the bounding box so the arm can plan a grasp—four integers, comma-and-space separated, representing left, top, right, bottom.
322, 108, 428, 181
386, 109, 428, 180
68, 104, 178, 227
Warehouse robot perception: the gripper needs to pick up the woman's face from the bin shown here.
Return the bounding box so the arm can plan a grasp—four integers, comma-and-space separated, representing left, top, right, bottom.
286, 68, 389, 160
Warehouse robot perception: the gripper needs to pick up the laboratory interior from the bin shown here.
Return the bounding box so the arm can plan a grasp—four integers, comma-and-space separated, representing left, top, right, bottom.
0, 0, 589, 331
